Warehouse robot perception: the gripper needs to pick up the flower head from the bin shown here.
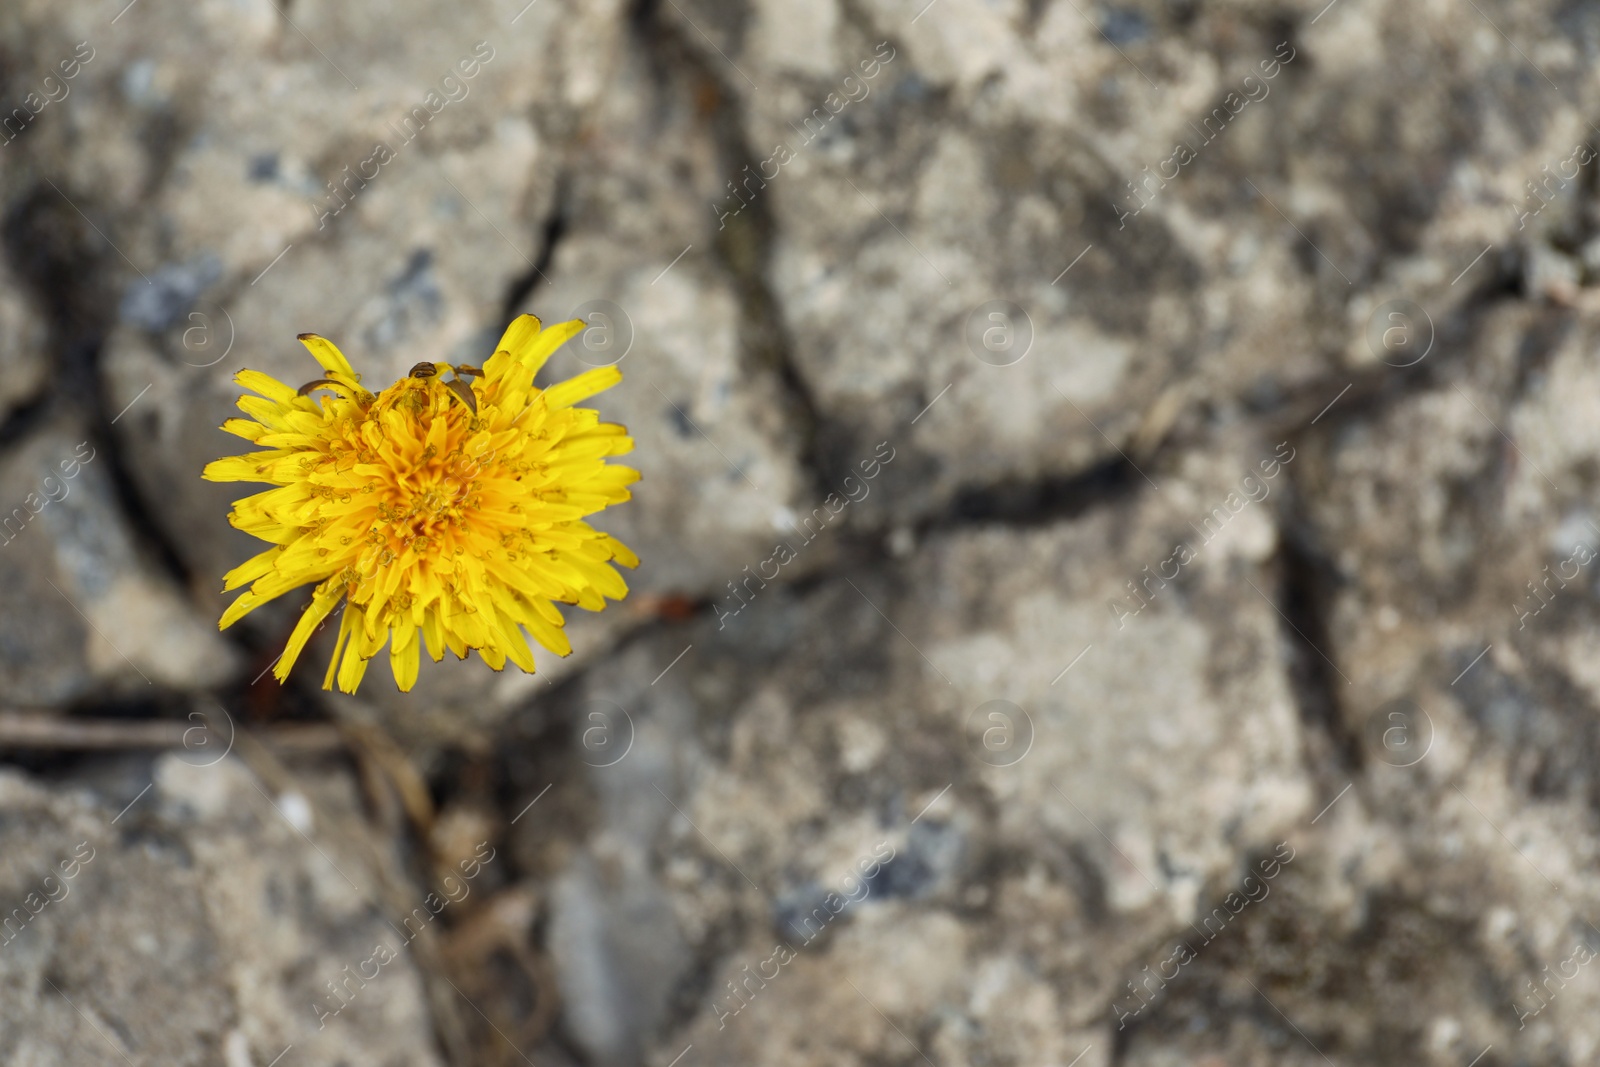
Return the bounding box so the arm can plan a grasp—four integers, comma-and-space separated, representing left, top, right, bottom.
204, 315, 639, 694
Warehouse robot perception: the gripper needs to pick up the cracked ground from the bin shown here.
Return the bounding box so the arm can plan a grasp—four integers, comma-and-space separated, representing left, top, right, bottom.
1, 0, 1599, 1064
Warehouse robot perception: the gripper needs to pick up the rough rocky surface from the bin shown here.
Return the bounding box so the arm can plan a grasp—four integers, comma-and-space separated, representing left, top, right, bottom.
507, 439, 1311, 1067
2, 0, 1600, 1065
0, 751, 445, 1065
0, 260, 47, 424
661, 0, 1597, 524
0, 414, 236, 704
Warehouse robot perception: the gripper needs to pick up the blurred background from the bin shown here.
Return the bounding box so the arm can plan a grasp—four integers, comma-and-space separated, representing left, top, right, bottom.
0, 0, 1597, 1063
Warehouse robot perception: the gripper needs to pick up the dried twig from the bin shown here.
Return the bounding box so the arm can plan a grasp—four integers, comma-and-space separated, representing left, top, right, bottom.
0, 712, 344, 752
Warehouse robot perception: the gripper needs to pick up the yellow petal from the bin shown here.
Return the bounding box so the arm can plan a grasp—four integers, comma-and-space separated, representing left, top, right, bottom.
523, 318, 585, 376
234, 369, 300, 404
221, 417, 269, 442
203, 453, 286, 484
298, 333, 357, 377
521, 605, 571, 657
543, 366, 622, 409
219, 589, 263, 630
337, 650, 371, 694
324, 605, 360, 690
390, 625, 421, 691
494, 609, 537, 673
274, 581, 345, 683
592, 534, 640, 569
489, 315, 586, 378
493, 314, 543, 362
223, 547, 281, 591
422, 608, 446, 662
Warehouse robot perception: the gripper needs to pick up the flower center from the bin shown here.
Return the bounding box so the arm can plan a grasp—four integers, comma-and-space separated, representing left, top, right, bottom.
315, 381, 497, 585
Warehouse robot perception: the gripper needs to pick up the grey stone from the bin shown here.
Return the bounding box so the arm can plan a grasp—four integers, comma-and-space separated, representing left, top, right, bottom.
0, 261, 48, 426
0, 753, 444, 1065
516, 37, 810, 600
0, 414, 237, 704
117, 254, 222, 332
1185, 306, 1600, 1065
529, 438, 1310, 1065
658, 0, 1599, 527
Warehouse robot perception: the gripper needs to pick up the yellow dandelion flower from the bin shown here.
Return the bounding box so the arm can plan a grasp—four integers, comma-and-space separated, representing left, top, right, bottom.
203, 314, 639, 694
